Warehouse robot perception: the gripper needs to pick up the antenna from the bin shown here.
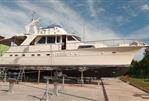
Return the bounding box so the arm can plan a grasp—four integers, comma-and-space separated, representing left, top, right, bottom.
31, 11, 36, 21
83, 24, 86, 41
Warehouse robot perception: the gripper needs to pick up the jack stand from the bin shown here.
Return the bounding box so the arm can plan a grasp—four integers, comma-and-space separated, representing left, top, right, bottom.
60, 74, 67, 91
4, 71, 7, 82
41, 76, 52, 101
53, 82, 58, 96
81, 70, 84, 86
61, 76, 65, 91
98, 80, 100, 86
8, 78, 16, 93
79, 67, 87, 86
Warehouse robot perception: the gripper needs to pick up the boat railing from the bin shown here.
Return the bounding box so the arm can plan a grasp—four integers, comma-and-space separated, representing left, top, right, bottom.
7, 39, 145, 53
67, 39, 145, 48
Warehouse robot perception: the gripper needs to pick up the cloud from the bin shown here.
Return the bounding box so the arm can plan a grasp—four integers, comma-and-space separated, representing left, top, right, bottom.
141, 4, 149, 11
0, 1, 120, 41
0, 5, 28, 37
122, 5, 138, 17
128, 25, 149, 39
86, 0, 97, 17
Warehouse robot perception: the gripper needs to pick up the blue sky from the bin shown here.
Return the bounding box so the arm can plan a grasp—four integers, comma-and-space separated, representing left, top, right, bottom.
0, 0, 149, 41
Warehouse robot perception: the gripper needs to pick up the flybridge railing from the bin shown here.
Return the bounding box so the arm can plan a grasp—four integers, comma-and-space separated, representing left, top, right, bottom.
85, 39, 141, 46
68, 39, 145, 48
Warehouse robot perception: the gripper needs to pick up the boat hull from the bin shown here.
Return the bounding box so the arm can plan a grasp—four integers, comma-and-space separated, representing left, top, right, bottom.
0, 46, 141, 67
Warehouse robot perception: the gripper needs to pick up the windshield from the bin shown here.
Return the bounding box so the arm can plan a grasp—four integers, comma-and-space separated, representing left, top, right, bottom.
73, 35, 81, 41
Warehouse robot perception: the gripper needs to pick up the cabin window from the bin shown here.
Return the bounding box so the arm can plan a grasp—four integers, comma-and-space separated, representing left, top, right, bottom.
9, 55, 12, 57
57, 36, 60, 43
37, 37, 46, 44
67, 36, 75, 41
73, 36, 81, 41
47, 36, 55, 43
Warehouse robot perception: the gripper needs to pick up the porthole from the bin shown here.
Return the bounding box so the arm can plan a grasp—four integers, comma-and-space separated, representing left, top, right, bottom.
22, 54, 25, 56
37, 54, 40, 56
46, 54, 50, 56
15, 54, 18, 56
9, 55, 12, 57
31, 54, 35, 56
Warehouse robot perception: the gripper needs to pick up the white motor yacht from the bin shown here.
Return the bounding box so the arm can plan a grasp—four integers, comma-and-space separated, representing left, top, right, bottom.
0, 19, 146, 76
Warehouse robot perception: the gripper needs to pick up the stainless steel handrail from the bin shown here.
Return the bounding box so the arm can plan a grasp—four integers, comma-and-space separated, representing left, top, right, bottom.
7, 39, 145, 52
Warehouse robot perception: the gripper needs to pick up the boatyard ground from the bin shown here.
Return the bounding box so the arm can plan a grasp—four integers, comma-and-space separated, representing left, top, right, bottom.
0, 78, 148, 101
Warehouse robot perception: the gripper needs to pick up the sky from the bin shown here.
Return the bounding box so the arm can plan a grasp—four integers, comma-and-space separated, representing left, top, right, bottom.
0, 0, 149, 60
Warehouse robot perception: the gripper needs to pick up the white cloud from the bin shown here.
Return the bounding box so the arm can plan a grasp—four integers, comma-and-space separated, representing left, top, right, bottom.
141, 4, 149, 11
128, 25, 149, 39
86, 0, 97, 17
123, 5, 137, 17
116, 16, 124, 23
0, 5, 28, 37
0, 1, 119, 41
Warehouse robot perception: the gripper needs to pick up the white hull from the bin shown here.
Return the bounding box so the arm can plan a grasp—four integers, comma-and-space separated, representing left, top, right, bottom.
0, 46, 141, 68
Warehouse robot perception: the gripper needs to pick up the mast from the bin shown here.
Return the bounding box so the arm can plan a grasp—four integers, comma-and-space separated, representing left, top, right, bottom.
83, 24, 86, 41
25, 11, 39, 34
31, 11, 36, 21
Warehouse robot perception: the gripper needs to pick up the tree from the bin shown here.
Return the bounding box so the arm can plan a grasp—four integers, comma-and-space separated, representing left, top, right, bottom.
128, 48, 149, 79
139, 48, 149, 79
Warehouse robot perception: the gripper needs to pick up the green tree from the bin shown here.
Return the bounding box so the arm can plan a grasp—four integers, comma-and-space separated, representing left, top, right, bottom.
128, 48, 149, 79
139, 48, 149, 79
0, 44, 9, 56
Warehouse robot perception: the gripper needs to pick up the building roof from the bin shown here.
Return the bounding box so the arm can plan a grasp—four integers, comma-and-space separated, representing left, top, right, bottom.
0, 36, 5, 40
0, 36, 26, 46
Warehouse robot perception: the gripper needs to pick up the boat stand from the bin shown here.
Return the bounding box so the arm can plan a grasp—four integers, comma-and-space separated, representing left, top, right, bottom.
41, 76, 52, 101
53, 81, 58, 96
59, 74, 67, 91
79, 67, 87, 86
3, 68, 7, 82
8, 78, 16, 93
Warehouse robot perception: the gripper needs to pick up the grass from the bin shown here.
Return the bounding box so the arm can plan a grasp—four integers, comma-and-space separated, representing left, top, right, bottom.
0, 44, 9, 56
120, 76, 149, 92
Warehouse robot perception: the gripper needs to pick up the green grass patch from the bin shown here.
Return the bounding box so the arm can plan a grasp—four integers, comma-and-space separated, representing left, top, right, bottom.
0, 44, 9, 56
120, 76, 149, 92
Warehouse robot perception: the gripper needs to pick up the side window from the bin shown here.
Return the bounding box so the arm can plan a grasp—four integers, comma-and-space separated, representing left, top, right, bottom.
47, 36, 55, 43
37, 37, 46, 44
67, 36, 75, 41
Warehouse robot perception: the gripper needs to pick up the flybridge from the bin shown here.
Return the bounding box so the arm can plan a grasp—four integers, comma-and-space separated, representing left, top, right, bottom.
25, 18, 68, 35
43, 24, 62, 29
38, 25, 68, 35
